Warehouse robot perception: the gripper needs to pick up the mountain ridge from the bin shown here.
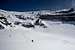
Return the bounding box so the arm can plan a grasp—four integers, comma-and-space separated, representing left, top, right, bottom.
0, 8, 75, 30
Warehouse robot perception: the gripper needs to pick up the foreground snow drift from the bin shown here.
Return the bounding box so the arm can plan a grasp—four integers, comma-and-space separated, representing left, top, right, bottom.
0, 26, 75, 50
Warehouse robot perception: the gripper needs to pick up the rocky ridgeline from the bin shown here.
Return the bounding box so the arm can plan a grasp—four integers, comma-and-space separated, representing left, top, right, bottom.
0, 11, 47, 29
14, 14, 47, 28
0, 8, 75, 30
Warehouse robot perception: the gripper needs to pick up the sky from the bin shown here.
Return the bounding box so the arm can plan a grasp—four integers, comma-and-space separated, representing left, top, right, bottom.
72, 0, 75, 8
0, 0, 72, 11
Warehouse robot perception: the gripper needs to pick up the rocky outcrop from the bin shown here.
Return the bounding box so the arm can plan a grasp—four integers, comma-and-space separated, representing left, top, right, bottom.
0, 24, 4, 29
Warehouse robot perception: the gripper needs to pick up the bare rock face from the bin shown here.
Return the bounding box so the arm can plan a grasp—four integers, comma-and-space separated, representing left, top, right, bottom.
0, 24, 4, 29
22, 23, 35, 28
15, 15, 27, 20
14, 21, 21, 25
0, 17, 11, 26
34, 19, 47, 28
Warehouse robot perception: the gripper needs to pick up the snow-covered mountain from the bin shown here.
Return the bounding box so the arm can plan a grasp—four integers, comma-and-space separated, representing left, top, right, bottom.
0, 9, 48, 30
0, 8, 75, 30
0, 8, 75, 50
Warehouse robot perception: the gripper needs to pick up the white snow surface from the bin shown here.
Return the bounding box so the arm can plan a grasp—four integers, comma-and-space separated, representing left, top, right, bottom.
0, 9, 75, 50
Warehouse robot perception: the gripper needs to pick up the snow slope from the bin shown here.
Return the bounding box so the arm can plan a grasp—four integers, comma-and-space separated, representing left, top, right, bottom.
0, 9, 75, 50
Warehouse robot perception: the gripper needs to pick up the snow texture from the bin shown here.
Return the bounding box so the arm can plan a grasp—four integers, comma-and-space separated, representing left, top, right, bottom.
0, 8, 75, 50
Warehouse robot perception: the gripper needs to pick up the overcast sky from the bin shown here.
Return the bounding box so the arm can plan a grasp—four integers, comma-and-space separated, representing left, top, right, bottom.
0, 0, 72, 11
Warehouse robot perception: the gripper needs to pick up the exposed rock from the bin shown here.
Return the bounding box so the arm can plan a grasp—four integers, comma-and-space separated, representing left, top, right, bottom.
34, 19, 42, 25
22, 23, 34, 28
14, 21, 21, 25
15, 15, 26, 20
0, 17, 11, 26
0, 8, 75, 30
34, 19, 47, 28
39, 15, 75, 21
0, 24, 4, 29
